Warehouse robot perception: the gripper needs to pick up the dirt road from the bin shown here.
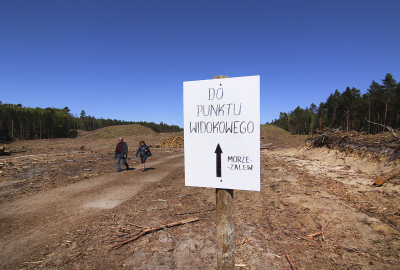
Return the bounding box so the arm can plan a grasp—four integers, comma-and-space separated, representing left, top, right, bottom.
2, 145, 400, 269
0, 154, 184, 269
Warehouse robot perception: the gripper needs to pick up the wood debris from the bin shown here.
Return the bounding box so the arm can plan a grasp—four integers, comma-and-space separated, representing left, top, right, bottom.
305, 127, 342, 151
307, 219, 333, 240
365, 118, 400, 139
0, 146, 12, 156
305, 127, 400, 162
156, 135, 184, 148
260, 143, 275, 150
375, 168, 400, 186
173, 208, 215, 216
112, 217, 199, 249
331, 258, 340, 270
278, 192, 289, 206
285, 253, 298, 270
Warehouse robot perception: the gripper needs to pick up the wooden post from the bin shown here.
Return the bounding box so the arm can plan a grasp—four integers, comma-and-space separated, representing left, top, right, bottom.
213, 75, 235, 269
216, 188, 234, 269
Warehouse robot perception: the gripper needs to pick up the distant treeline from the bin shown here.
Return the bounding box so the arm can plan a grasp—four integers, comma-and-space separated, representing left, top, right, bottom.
270, 73, 400, 135
0, 103, 182, 141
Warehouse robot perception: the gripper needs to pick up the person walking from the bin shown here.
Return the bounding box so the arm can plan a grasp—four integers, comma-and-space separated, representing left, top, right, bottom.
115, 137, 129, 172
135, 140, 150, 172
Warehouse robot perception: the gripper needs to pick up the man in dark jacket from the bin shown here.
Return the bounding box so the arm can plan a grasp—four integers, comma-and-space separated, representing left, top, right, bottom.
115, 137, 129, 172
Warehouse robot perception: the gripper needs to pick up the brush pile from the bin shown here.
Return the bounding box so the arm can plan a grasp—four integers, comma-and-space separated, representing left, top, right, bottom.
305, 127, 400, 162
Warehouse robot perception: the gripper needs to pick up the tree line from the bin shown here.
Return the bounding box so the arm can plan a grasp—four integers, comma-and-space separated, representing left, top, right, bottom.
0, 104, 182, 141
271, 73, 400, 135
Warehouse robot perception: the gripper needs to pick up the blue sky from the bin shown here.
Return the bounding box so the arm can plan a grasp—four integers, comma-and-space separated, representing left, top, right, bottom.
1, 0, 399, 128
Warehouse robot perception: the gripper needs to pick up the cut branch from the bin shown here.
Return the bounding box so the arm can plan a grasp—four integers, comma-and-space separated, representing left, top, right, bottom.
173, 208, 215, 216
308, 219, 333, 240
285, 254, 298, 270
322, 219, 333, 232
278, 192, 288, 206
112, 217, 199, 249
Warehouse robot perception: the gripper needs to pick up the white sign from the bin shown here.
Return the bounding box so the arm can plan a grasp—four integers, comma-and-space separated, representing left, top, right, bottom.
183, 75, 260, 191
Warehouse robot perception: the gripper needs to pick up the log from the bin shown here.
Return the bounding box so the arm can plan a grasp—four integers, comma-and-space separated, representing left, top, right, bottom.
375, 168, 400, 186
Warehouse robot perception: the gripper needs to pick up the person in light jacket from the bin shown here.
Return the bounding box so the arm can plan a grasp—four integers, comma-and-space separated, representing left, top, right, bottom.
135, 140, 150, 171
115, 137, 129, 172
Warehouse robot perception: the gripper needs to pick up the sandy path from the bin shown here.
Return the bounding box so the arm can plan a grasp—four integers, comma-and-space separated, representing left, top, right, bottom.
0, 154, 184, 268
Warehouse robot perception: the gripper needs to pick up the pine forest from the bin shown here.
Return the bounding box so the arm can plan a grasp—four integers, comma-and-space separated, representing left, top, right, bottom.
0, 104, 182, 141
271, 73, 400, 135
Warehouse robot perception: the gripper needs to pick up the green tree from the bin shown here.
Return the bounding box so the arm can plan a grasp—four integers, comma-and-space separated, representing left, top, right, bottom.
367, 81, 385, 133
381, 73, 397, 127
341, 87, 361, 131
80, 110, 86, 130
309, 103, 318, 131
326, 89, 341, 127
316, 102, 327, 130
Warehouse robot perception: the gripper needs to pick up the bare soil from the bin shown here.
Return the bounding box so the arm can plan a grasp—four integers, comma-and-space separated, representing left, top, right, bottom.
1, 125, 400, 269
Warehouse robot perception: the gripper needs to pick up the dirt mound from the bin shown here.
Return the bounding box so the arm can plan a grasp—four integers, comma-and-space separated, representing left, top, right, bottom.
78, 124, 158, 140
261, 124, 308, 148
75, 130, 91, 137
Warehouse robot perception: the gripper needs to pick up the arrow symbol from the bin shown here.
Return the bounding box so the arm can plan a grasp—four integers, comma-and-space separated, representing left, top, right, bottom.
215, 143, 222, 177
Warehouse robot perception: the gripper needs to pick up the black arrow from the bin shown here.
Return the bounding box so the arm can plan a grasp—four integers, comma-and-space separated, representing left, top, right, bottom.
215, 143, 222, 177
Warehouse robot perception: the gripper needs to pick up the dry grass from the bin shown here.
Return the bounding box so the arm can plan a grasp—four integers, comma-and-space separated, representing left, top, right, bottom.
79, 124, 159, 139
